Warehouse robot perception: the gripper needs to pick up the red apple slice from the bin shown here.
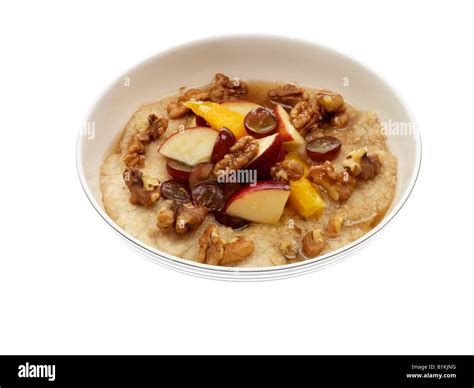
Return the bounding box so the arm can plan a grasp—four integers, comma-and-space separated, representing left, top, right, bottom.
246, 133, 284, 179
166, 159, 192, 181
274, 104, 306, 151
221, 100, 261, 116
225, 181, 290, 224
159, 127, 218, 166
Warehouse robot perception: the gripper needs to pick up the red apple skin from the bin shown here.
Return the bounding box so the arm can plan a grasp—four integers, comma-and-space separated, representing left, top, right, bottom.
166, 160, 192, 181
246, 134, 284, 179
274, 105, 293, 142
224, 180, 290, 211
211, 128, 236, 163
158, 126, 218, 151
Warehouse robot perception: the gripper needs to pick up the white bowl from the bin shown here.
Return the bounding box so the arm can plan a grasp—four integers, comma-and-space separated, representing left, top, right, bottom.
76, 35, 421, 281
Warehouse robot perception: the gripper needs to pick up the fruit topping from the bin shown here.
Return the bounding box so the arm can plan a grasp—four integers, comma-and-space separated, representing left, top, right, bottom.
306, 136, 342, 161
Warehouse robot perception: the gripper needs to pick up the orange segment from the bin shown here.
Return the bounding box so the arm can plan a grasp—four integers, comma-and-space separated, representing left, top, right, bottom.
285, 153, 325, 219
183, 101, 248, 139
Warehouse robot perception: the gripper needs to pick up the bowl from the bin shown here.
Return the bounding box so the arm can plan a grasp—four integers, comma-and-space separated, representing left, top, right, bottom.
76, 35, 421, 281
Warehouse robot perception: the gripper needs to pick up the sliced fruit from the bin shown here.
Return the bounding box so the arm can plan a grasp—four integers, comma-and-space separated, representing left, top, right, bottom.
306, 136, 341, 161
225, 181, 290, 224
160, 180, 191, 203
274, 104, 306, 151
158, 127, 218, 166
166, 159, 193, 181
285, 154, 325, 219
191, 182, 224, 212
186, 115, 209, 128
221, 100, 261, 116
183, 101, 247, 139
188, 162, 215, 189
246, 133, 284, 179
211, 128, 236, 163
244, 107, 278, 138
214, 211, 249, 229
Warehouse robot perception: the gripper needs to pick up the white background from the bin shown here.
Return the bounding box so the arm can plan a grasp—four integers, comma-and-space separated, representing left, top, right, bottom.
0, 0, 473, 355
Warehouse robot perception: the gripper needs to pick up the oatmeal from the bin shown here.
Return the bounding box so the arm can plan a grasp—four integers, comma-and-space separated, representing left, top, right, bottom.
100, 75, 397, 268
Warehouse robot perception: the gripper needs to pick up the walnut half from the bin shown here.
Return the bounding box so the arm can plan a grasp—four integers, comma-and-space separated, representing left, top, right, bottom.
307, 161, 356, 202
123, 168, 161, 207
197, 224, 254, 266
302, 229, 326, 258
270, 159, 305, 182
213, 136, 258, 177
343, 148, 382, 180
156, 200, 208, 235
268, 84, 309, 107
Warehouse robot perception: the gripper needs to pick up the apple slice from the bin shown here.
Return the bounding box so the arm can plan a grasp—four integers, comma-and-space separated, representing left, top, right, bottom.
186, 115, 208, 128
274, 104, 306, 151
166, 159, 192, 181
221, 100, 261, 116
246, 133, 284, 179
159, 127, 218, 166
225, 181, 290, 224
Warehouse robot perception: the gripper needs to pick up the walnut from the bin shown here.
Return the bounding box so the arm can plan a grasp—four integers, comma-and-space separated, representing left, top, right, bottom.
317, 90, 345, 113
302, 229, 326, 258
123, 114, 168, 167
316, 90, 349, 129
197, 224, 254, 265
343, 148, 381, 180
175, 202, 208, 235
221, 237, 255, 265
137, 114, 168, 142
279, 239, 299, 259
197, 224, 226, 265
214, 136, 258, 177
123, 168, 160, 207
270, 160, 304, 182
290, 99, 322, 135
157, 201, 208, 234
307, 161, 356, 202
156, 200, 178, 231
167, 73, 248, 119
123, 136, 146, 168
325, 213, 345, 237
268, 84, 309, 107
207, 73, 248, 103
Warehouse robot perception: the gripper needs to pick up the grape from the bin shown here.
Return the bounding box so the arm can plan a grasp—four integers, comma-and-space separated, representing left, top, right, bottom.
306, 136, 341, 161
189, 162, 215, 189
211, 128, 236, 163
214, 211, 249, 229
191, 182, 224, 212
166, 159, 192, 181
244, 107, 278, 138
160, 180, 191, 202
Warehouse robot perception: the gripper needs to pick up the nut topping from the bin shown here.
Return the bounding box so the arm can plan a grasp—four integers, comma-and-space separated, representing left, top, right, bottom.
197, 224, 254, 265
270, 159, 305, 182
123, 168, 161, 207
307, 161, 356, 202
343, 148, 382, 180
213, 136, 259, 177
279, 239, 299, 259
268, 84, 309, 107
123, 114, 168, 168
290, 99, 322, 135
156, 200, 208, 235
167, 73, 248, 119
302, 229, 326, 258
316, 89, 349, 129
221, 237, 255, 265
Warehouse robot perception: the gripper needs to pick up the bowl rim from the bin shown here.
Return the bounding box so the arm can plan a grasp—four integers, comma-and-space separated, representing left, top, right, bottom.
76, 33, 422, 276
